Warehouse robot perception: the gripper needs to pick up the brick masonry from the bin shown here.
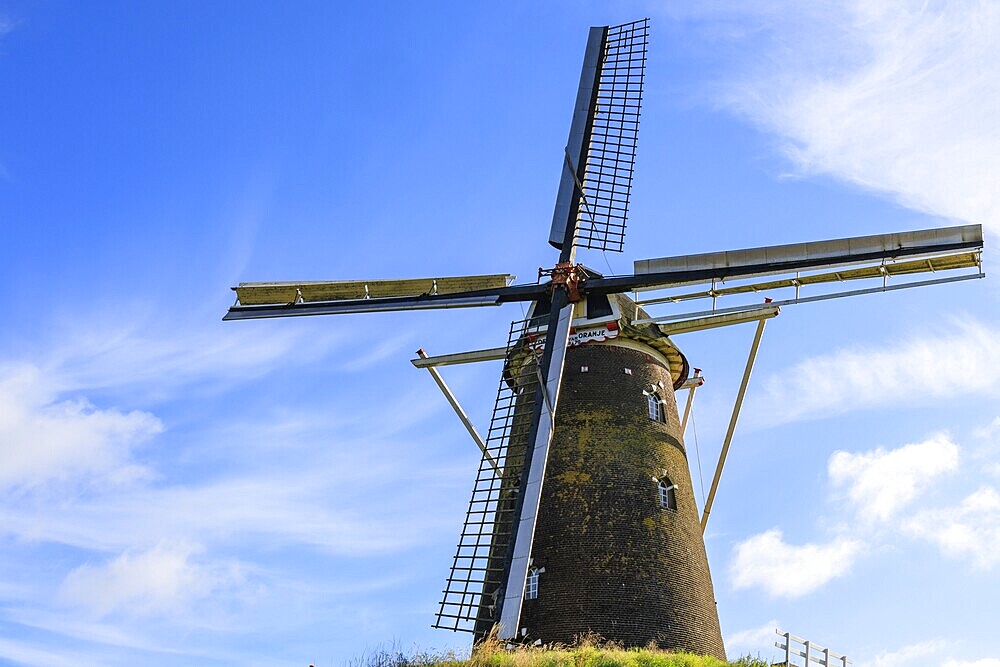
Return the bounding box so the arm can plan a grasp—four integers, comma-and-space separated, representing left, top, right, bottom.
516, 341, 726, 659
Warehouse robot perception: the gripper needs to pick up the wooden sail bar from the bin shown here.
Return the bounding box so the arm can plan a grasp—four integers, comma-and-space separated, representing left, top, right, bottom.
633, 224, 982, 288
634, 251, 981, 308
233, 273, 514, 306
633, 273, 983, 326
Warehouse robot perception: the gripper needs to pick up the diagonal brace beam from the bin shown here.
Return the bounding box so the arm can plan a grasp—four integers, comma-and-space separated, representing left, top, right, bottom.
700, 318, 768, 533
416, 349, 501, 477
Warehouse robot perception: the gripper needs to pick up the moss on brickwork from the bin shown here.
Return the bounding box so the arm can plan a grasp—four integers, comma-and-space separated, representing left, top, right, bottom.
517, 342, 726, 659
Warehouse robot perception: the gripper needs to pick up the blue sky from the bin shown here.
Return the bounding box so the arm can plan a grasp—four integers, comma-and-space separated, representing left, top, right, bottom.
1, 2, 999, 666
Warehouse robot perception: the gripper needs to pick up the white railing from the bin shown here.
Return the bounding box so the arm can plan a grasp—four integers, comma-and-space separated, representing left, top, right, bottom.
775, 629, 852, 667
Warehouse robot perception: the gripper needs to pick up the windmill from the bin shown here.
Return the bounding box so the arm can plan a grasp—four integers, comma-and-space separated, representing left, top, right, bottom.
223, 19, 985, 656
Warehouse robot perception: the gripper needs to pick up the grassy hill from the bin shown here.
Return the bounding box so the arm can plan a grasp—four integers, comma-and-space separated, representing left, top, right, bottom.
348, 636, 770, 667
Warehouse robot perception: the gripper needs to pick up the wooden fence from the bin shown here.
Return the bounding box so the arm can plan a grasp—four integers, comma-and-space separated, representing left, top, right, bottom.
775, 629, 852, 667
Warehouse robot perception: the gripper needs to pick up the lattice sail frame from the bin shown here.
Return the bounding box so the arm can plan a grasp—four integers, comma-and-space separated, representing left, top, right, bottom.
575, 18, 648, 253
434, 318, 542, 634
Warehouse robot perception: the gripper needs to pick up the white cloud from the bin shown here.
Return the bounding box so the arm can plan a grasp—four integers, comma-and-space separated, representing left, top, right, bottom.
338, 332, 414, 372
969, 417, 1000, 478
0, 303, 358, 491
870, 640, 946, 667
725, 619, 780, 653
904, 486, 1000, 569
0, 364, 161, 490
41, 315, 342, 397
730, 529, 862, 597
2, 607, 195, 656
59, 542, 245, 618
944, 660, 1000, 667
828, 434, 959, 522
708, 0, 1000, 232
972, 416, 1000, 440
751, 321, 1000, 425
0, 319, 455, 579
0, 637, 99, 667
0, 466, 452, 556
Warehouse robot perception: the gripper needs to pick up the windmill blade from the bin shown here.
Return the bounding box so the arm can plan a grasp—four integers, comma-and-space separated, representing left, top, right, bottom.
635, 250, 982, 308
234, 274, 512, 304
586, 224, 984, 294
496, 300, 574, 640
433, 317, 545, 635
223, 274, 548, 320
482, 19, 644, 632
549, 19, 649, 254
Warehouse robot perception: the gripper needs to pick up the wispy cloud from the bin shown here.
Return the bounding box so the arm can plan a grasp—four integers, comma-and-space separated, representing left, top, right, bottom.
730, 529, 862, 597
904, 485, 1000, 569
0, 469, 449, 557
703, 0, 1000, 232
0, 307, 351, 492
0, 304, 460, 555
0, 364, 161, 490
1, 607, 198, 657
59, 542, 246, 618
944, 660, 1000, 667
971, 416, 1000, 478
37, 314, 343, 398
828, 434, 959, 522
0, 637, 102, 667
748, 321, 1000, 426
0, 13, 17, 36
870, 640, 947, 667
0, 291, 467, 660
725, 619, 780, 653
973, 416, 1000, 440
338, 332, 415, 372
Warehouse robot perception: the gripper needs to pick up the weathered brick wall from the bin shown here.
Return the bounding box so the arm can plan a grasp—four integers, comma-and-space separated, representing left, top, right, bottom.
518, 342, 726, 659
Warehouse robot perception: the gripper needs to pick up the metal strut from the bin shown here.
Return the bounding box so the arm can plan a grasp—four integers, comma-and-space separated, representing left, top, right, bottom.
416, 349, 502, 477
700, 317, 768, 533
680, 368, 703, 438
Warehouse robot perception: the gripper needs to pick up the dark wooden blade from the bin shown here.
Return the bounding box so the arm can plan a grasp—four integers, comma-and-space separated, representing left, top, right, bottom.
550, 19, 649, 255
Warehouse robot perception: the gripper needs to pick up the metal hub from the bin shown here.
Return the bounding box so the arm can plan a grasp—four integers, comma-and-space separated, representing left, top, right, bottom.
539, 262, 586, 303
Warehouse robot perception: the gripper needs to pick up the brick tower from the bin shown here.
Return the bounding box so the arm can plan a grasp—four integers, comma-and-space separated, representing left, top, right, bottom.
492, 295, 725, 660
485, 294, 726, 658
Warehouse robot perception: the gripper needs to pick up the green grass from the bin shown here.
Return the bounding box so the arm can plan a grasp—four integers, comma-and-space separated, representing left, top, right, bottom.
347, 636, 772, 667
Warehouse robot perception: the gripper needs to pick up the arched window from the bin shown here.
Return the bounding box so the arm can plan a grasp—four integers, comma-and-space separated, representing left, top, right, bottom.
647, 392, 664, 422
658, 478, 677, 510
525, 567, 540, 599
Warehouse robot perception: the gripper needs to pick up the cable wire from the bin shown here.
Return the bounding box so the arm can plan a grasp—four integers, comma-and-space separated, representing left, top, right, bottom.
691, 408, 707, 506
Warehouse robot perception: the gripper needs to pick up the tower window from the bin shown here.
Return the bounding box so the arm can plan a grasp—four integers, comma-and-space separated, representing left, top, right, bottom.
525, 567, 540, 600
647, 392, 664, 422
586, 294, 614, 319
658, 478, 677, 510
